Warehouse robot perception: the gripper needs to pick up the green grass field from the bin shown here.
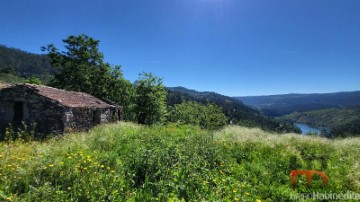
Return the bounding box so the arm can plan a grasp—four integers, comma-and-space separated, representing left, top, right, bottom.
0, 122, 359, 201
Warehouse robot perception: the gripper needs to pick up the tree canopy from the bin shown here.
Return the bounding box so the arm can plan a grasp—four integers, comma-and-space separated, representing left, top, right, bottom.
169, 101, 227, 130
42, 34, 134, 119
134, 73, 167, 125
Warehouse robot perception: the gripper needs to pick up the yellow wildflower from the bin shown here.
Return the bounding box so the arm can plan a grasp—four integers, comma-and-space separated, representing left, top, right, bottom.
256, 200, 262, 202
48, 164, 55, 167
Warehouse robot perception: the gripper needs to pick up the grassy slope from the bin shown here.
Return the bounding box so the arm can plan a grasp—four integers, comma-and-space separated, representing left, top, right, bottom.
0, 123, 359, 201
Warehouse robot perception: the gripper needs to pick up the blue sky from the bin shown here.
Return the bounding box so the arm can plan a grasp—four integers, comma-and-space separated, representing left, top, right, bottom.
1, 0, 359, 96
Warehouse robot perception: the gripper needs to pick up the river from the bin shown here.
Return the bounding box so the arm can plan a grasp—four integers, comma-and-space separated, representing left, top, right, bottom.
294, 122, 330, 135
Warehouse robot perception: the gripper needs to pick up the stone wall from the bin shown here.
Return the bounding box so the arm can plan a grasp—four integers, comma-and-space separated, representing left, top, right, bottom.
0, 85, 65, 134
67, 108, 96, 131
0, 85, 123, 135
63, 107, 122, 132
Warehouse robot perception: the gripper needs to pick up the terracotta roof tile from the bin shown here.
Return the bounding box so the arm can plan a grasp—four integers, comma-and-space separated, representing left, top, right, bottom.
23, 84, 115, 108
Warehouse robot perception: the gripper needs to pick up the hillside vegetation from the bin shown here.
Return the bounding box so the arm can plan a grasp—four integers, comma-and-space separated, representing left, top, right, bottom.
0, 45, 54, 81
167, 87, 300, 133
1, 123, 359, 201
236, 92, 360, 117
0, 73, 24, 85
281, 108, 360, 127
281, 108, 360, 137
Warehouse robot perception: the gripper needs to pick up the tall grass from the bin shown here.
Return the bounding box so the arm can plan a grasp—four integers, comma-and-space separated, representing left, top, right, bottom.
0, 122, 359, 201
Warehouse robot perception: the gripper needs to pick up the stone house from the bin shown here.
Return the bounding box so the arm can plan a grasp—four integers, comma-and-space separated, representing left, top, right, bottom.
0, 84, 122, 134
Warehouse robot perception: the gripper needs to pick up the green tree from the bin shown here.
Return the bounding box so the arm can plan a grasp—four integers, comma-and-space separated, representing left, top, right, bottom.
134, 73, 167, 125
42, 34, 108, 94
107, 66, 136, 121
41, 34, 135, 119
0, 66, 17, 75
24, 76, 42, 85
169, 101, 227, 130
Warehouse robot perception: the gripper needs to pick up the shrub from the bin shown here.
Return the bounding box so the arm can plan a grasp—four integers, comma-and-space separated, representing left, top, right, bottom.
24, 76, 42, 85
168, 101, 227, 130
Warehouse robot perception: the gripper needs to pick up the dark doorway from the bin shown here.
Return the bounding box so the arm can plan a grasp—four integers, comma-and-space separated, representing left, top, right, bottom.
13, 102, 24, 124
93, 109, 101, 125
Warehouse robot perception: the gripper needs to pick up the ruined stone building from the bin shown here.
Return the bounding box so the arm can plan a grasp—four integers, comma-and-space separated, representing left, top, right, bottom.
0, 84, 122, 134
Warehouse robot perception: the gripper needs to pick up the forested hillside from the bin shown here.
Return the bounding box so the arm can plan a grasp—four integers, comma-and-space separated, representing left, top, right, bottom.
0, 45, 54, 82
281, 108, 360, 137
236, 92, 360, 117
167, 87, 300, 133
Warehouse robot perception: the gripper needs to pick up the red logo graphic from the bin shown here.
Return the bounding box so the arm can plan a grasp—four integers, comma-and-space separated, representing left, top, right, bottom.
290, 170, 328, 188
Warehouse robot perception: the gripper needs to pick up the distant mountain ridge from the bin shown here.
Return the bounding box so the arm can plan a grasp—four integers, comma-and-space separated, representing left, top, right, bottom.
235, 91, 360, 117
167, 87, 300, 133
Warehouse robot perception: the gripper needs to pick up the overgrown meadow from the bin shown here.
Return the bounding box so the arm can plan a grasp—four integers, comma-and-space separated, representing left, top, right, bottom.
0, 122, 359, 201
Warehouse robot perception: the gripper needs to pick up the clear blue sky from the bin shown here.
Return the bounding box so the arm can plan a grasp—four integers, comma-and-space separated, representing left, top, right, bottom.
1, 0, 359, 96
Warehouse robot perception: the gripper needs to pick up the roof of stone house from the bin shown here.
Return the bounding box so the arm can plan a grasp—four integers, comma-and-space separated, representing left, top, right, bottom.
21, 84, 116, 108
